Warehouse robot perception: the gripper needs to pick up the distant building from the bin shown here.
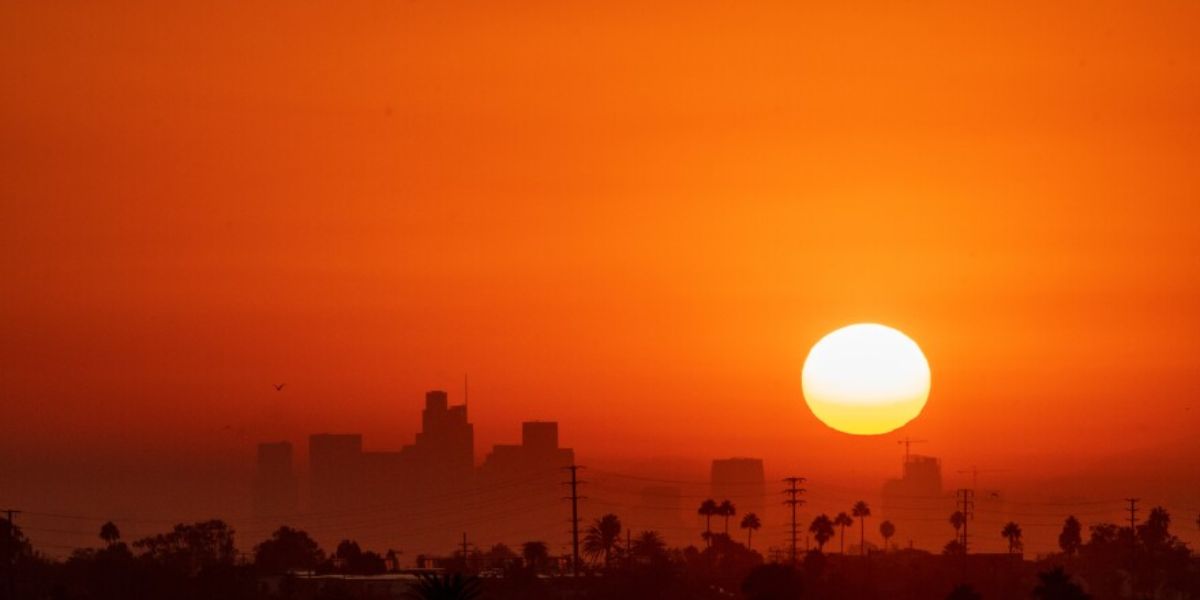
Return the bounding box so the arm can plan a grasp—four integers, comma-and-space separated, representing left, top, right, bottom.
279, 391, 582, 557
711, 457, 766, 522
254, 441, 299, 517
481, 421, 573, 474
309, 433, 364, 512
881, 454, 949, 550
479, 420, 575, 545
406, 390, 474, 482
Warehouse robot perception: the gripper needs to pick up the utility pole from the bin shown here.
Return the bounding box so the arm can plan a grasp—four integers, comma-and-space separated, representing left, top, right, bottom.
460, 532, 473, 573
1125, 498, 1139, 579
2, 509, 19, 600
563, 465, 585, 577
956, 467, 1008, 491
783, 477, 807, 566
955, 489, 974, 554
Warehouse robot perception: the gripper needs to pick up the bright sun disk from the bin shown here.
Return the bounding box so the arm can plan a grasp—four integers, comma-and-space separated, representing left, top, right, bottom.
802, 323, 931, 435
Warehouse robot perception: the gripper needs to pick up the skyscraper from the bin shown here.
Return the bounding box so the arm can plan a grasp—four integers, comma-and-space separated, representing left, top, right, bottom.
711, 457, 767, 523
309, 433, 364, 512
253, 441, 298, 517
881, 453, 947, 550
409, 390, 474, 479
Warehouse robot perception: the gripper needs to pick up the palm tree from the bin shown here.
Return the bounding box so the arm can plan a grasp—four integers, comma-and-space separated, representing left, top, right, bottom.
583, 514, 622, 566
99, 521, 121, 547
1001, 521, 1023, 555
521, 541, 548, 571
740, 513, 762, 549
1058, 516, 1082, 557
809, 514, 835, 553
406, 572, 482, 600
879, 520, 895, 551
718, 500, 736, 534
833, 512, 854, 554
630, 530, 666, 562
950, 510, 966, 544
698, 499, 718, 545
852, 501, 871, 556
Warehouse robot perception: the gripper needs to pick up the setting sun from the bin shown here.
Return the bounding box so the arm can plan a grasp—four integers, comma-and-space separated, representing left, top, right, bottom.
802, 323, 931, 435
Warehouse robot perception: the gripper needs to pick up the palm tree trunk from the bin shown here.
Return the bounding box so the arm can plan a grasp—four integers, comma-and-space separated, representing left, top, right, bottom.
839, 527, 845, 554
860, 519, 865, 556
747, 529, 752, 549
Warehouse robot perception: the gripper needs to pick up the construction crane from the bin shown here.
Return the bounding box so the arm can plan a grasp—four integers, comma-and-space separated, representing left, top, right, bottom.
896, 437, 928, 462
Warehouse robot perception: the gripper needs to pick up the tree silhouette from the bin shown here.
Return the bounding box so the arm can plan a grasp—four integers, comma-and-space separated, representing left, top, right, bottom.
520, 541, 549, 571
99, 521, 121, 547
630, 530, 667, 563
333, 539, 385, 574
1058, 516, 1082, 557
0, 518, 33, 568
879, 520, 895, 551
946, 584, 982, 600
1137, 506, 1171, 551
833, 512, 853, 554
253, 526, 324, 573
698, 499, 718, 545
1001, 521, 1023, 554
808, 514, 835, 553
718, 500, 737, 534
949, 511, 965, 544
1031, 567, 1090, 600
740, 513, 762, 549
583, 514, 622, 567
134, 519, 236, 575
406, 572, 482, 600
852, 501, 871, 556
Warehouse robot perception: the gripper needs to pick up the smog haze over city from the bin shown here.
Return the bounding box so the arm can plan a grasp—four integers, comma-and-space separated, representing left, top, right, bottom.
3, 2, 1200, 599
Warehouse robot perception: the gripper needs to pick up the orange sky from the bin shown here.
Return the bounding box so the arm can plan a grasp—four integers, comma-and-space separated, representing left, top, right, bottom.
3, 1, 1200, 532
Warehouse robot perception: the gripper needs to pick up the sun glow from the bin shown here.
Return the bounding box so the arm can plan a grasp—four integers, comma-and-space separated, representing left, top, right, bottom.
802, 323, 931, 435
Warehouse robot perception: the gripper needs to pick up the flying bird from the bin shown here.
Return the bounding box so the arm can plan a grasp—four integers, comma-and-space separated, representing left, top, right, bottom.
273, 383, 286, 391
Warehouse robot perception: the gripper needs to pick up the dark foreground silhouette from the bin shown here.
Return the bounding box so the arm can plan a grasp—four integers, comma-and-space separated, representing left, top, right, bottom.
3, 508, 1198, 599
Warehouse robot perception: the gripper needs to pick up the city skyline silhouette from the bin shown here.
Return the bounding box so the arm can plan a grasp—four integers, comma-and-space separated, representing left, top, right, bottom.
4, 1, 1200, 598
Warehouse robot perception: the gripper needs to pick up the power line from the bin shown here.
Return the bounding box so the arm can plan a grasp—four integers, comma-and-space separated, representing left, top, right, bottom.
782, 477, 806, 565
1125, 497, 1139, 580
956, 489, 974, 554
562, 465, 585, 577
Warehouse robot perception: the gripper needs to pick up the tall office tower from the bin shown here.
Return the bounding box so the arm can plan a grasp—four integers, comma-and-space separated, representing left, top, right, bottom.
253, 441, 299, 517
711, 457, 767, 521
309, 433, 364, 512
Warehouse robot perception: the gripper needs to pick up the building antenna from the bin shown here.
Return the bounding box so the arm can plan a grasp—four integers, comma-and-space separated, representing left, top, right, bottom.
464, 373, 468, 407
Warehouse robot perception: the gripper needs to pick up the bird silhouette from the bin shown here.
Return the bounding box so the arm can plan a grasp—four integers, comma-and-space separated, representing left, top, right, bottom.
273, 383, 286, 391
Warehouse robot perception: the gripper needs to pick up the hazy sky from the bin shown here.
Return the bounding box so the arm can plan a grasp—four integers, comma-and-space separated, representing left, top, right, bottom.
3, 1, 1199, 551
